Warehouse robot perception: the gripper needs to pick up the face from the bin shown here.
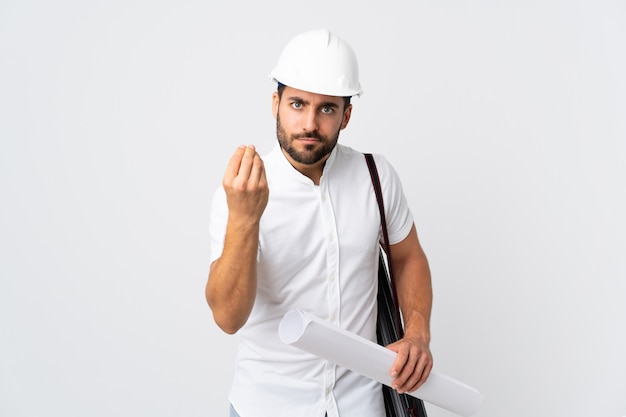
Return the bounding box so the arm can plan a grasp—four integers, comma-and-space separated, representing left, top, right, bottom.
273, 86, 352, 167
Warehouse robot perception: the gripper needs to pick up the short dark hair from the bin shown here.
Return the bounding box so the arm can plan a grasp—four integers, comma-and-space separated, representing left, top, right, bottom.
277, 83, 351, 110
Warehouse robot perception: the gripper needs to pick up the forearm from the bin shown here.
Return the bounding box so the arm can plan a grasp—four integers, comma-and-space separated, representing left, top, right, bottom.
387, 229, 434, 392
206, 220, 260, 334
207, 145, 269, 334
394, 252, 432, 342
390, 224, 433, 341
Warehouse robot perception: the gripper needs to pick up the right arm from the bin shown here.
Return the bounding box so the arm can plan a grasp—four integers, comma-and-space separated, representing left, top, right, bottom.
205, 145, 269, 334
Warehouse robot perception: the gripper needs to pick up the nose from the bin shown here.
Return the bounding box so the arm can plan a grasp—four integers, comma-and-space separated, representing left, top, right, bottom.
301, 107, 319, 132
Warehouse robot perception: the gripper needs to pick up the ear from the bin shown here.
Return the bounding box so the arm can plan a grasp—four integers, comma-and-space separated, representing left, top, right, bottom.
340, 104, 352, 130
272, 92, 280, 120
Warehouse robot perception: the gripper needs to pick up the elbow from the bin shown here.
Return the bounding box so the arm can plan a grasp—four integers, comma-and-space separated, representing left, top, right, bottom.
220, 325, 241, 335
205, 265, 254, 335
207, 290, 249, 334
221, 327, 239, 335
212, 312, 247, 335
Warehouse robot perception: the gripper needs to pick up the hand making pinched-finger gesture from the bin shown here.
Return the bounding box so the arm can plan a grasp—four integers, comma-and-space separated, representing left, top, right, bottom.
222, 145, 269, 224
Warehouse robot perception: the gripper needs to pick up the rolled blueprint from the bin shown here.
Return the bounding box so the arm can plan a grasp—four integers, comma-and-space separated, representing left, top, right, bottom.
278, 309, 483, 417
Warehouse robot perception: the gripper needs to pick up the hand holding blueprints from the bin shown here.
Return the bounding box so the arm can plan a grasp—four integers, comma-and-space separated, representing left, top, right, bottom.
278, 309, 483, 417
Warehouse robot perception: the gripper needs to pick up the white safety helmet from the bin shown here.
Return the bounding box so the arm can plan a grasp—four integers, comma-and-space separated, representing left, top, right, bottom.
269, 28, 363, 97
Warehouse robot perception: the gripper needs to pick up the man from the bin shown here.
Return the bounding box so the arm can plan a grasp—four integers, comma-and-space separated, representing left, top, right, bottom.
206, 28, 433, 417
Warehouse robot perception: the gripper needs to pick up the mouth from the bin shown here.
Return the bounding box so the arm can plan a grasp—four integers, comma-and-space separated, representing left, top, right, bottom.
296, 137, 320, 145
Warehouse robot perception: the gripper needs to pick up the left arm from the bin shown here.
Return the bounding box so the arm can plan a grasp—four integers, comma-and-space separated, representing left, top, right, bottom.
387, 223, 433, 394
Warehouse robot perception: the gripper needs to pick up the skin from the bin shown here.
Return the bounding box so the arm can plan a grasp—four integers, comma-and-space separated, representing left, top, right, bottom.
273, 86, 352, 184
205, 85, 433, 394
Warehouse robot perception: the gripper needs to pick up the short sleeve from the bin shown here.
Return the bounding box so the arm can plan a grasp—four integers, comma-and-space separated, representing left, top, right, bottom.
372, 154, 414, 245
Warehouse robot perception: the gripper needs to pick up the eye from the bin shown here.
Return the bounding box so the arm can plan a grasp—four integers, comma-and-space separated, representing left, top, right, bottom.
321, 106, 334, 114
291, 102, 303, 109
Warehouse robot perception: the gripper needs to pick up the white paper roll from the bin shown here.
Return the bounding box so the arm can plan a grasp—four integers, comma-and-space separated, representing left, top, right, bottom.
279, 309, 483, 417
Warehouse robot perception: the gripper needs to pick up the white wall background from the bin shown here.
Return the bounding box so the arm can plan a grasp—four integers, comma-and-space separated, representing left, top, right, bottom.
1, 1, 624, 416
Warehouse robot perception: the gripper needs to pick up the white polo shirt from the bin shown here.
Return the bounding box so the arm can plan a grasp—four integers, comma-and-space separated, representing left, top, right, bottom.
209, 143, 414, 417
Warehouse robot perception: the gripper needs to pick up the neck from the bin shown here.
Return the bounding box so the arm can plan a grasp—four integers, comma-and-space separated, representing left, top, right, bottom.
280, 148, 328, 185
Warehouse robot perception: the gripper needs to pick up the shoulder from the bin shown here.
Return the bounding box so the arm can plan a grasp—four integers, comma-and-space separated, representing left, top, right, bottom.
330, 144, 401, 182
334, 144, 393, 167
349, 146, 397, 181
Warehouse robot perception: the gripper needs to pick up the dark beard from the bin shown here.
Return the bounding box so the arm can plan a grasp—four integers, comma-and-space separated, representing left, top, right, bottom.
276, 113, 340, 165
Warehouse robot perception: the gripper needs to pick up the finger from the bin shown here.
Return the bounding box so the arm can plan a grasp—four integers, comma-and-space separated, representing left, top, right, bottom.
388, 343, 408, 380
236, 145, 257, 182
392, 349, 419, 392
224, 146, 247, 182
400, 352, 433, 394
399, 354, 426, 393
250, 152, 266, 188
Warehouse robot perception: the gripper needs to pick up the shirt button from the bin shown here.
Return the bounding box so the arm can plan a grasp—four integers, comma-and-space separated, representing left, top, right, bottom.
329, 274, 335, 282
330, 314, 336, 321
328, 234, 334, 242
